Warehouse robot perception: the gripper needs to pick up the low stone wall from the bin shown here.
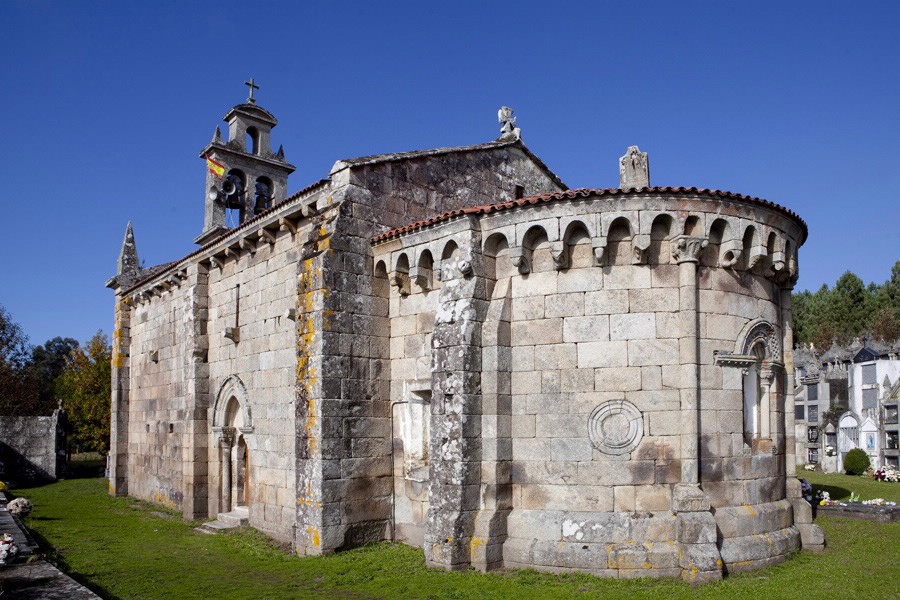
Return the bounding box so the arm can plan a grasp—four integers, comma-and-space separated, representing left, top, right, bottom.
816, 503, 900, 523
0, 412, 65, 482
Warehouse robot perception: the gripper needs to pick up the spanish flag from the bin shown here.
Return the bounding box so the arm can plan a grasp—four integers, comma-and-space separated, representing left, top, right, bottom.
206, 157, 226, 178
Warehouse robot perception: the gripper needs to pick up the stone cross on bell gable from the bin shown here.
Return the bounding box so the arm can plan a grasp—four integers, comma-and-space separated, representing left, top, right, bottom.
619, 145, 650, 189
245, 78, 260, 104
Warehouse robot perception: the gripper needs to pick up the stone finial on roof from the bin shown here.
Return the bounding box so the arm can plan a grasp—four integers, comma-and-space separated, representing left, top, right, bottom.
115, 222, 142, 289
498, 106, 521, 141
118, 222, 139, 275
619, 145, 650, 189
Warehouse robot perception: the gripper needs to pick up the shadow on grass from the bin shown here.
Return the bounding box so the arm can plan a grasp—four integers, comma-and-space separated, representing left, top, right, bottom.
24, 519, 122, 600
813, 484, 852, 500
64, 459, 105, 479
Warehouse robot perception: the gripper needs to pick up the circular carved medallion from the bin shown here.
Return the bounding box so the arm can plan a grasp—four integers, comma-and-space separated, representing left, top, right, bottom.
588, 400, 644, 455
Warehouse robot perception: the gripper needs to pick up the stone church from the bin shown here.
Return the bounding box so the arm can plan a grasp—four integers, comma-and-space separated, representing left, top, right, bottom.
107, 90, 823, 581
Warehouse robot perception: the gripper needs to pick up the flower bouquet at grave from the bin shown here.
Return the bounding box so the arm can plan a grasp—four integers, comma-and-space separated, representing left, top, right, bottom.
861, 498, 897, 506
816, 490, 841, 506
7, 498, 32, 518
0, 533, 18, 565
873, 466, 899, 482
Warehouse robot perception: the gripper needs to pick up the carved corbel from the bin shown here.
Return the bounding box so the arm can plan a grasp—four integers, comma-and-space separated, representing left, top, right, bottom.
390, 272, 411, 296
409, 265, 432, 290
591, 237, 607, 266
671, 235, 708, 264
209, 255, 224, 270
769, 250, 787, 280
719, 239, 743, 268
458, 259, 474, 277
279, 217, 298, 236
239, 237, 256, 255
258, 229, 276, 246
508, 247, 531, 275
550, 241, 569, 270
301, 201, 318, 218
632, 234, 651, 265
224, 246, 240, 261
746, 245, 767, 271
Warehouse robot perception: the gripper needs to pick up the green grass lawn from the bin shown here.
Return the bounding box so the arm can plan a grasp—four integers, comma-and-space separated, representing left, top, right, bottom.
797, 468, 900, 503
6, 475, 900, 600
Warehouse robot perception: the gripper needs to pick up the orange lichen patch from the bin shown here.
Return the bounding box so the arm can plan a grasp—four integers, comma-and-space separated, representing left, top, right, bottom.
307, 526, 321, 547
112, 301, 130, 368
152, 490, 177, 510
742, 504, 758, 517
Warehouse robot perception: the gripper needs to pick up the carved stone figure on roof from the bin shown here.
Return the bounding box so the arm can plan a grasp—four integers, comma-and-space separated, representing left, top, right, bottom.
619, 145, 650, 189
498, 106, 521, 141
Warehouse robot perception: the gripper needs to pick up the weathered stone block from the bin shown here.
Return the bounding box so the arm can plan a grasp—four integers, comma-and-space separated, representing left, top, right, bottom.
577, 341, 628, 368
563, 315, 610, 343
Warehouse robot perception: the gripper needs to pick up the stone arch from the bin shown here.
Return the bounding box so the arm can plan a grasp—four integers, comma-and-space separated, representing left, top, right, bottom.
440, 239, 459, 261
606, 216, 633, 266
736, 319, 781, 362
412, 249, 435, 290
523, 225, 552, 272
483, 232, 513, 279
392, 253, 412, 296
647, 213, 674, 264
213, 375, 253, 431
561, 220, 592, 268
683, 215, 702, 236
704, 218, 730, 267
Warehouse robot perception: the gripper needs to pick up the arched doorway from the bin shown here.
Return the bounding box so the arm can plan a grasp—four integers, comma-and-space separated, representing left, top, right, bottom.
212, 376, 254, 515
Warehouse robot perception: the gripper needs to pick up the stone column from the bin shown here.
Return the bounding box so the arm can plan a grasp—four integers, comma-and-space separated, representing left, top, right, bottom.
672, 235, 707, 485
671, 234, 722, 583
219, 428, 235, 513
109, 297, 132, 496
425, 235, 487, 571
759, 365, 774, 440
183, 262, 210, 519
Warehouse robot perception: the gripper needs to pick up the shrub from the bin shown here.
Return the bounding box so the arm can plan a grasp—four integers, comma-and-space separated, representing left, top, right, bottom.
844, 448, 871, 475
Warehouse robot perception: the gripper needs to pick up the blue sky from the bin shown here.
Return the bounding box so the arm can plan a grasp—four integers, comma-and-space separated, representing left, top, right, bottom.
2, 1, 899, 346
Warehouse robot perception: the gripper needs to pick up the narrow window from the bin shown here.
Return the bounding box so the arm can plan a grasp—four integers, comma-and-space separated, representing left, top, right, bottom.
246, 126, 260, 155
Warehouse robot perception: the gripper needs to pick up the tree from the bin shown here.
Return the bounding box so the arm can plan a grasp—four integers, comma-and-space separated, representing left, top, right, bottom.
830, 272, 870, 341
28, 336, 79, 414
56, 332, 111, 454
0, 304, 38, 415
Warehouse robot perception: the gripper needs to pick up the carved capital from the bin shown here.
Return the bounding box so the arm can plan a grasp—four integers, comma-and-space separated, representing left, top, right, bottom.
215, 426, 236, 448
671, 235, 708, 264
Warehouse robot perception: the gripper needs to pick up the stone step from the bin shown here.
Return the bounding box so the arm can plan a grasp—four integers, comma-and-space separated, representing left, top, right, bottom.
218, 506, 250, 527
196, 506, 250, 534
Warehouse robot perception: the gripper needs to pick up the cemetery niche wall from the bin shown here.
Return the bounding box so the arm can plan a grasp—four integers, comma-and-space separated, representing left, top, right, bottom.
107, 94, 823, 582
